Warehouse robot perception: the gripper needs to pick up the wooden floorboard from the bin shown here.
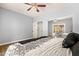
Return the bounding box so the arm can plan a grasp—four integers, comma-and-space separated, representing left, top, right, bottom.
0, 44, 10, 56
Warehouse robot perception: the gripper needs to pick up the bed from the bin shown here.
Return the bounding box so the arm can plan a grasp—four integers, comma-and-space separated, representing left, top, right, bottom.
25, 38, 72, 56
5, 37, 72, 56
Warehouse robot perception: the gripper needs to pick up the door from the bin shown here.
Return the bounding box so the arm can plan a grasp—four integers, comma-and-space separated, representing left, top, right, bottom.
37, 21, 43, 37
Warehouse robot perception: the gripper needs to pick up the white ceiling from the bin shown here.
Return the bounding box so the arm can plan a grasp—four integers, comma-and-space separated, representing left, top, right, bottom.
0, 3, 65, 18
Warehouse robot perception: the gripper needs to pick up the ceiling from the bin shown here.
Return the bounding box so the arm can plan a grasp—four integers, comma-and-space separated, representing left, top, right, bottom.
0, 3, 65, 18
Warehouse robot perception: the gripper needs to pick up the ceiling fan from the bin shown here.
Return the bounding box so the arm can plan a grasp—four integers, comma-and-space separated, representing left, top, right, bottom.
25, 3, 46, 12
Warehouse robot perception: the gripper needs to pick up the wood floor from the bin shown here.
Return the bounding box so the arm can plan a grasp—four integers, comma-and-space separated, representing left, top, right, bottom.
0, 44, 10, 56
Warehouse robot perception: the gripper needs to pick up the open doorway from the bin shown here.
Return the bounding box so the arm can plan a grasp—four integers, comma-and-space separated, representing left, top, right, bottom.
48, 20, 53, 37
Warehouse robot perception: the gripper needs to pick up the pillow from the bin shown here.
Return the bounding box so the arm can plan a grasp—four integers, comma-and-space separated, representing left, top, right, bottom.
5, 43, 25, 56
53, 33, 68, 38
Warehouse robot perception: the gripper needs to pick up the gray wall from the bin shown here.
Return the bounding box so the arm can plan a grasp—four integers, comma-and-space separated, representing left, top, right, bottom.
0, 7, 33, 44
53, 17, 73, 33
48, 17, 72, 37
34, 3, 79, 37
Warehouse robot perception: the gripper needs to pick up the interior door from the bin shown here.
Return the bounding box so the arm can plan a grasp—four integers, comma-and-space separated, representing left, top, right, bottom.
37, 21, 43, 37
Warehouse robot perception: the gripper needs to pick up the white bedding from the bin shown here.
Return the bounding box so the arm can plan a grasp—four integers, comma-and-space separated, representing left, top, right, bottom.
5, 38, 72, 56
25, 38, 72, 56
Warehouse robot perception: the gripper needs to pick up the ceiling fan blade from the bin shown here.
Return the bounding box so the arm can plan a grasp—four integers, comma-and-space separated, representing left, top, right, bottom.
27, 7, 32, 11
36, 8, 39, 12
25, 3, 31, 5
37, 5, 46, 7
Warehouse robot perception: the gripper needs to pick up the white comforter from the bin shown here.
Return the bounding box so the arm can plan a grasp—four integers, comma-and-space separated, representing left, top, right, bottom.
25, 38, 72, 56
5, 38, 72, 56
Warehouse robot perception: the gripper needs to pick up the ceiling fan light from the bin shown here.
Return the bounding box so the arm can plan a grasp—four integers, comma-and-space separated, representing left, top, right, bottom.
25, 3, 46, 12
